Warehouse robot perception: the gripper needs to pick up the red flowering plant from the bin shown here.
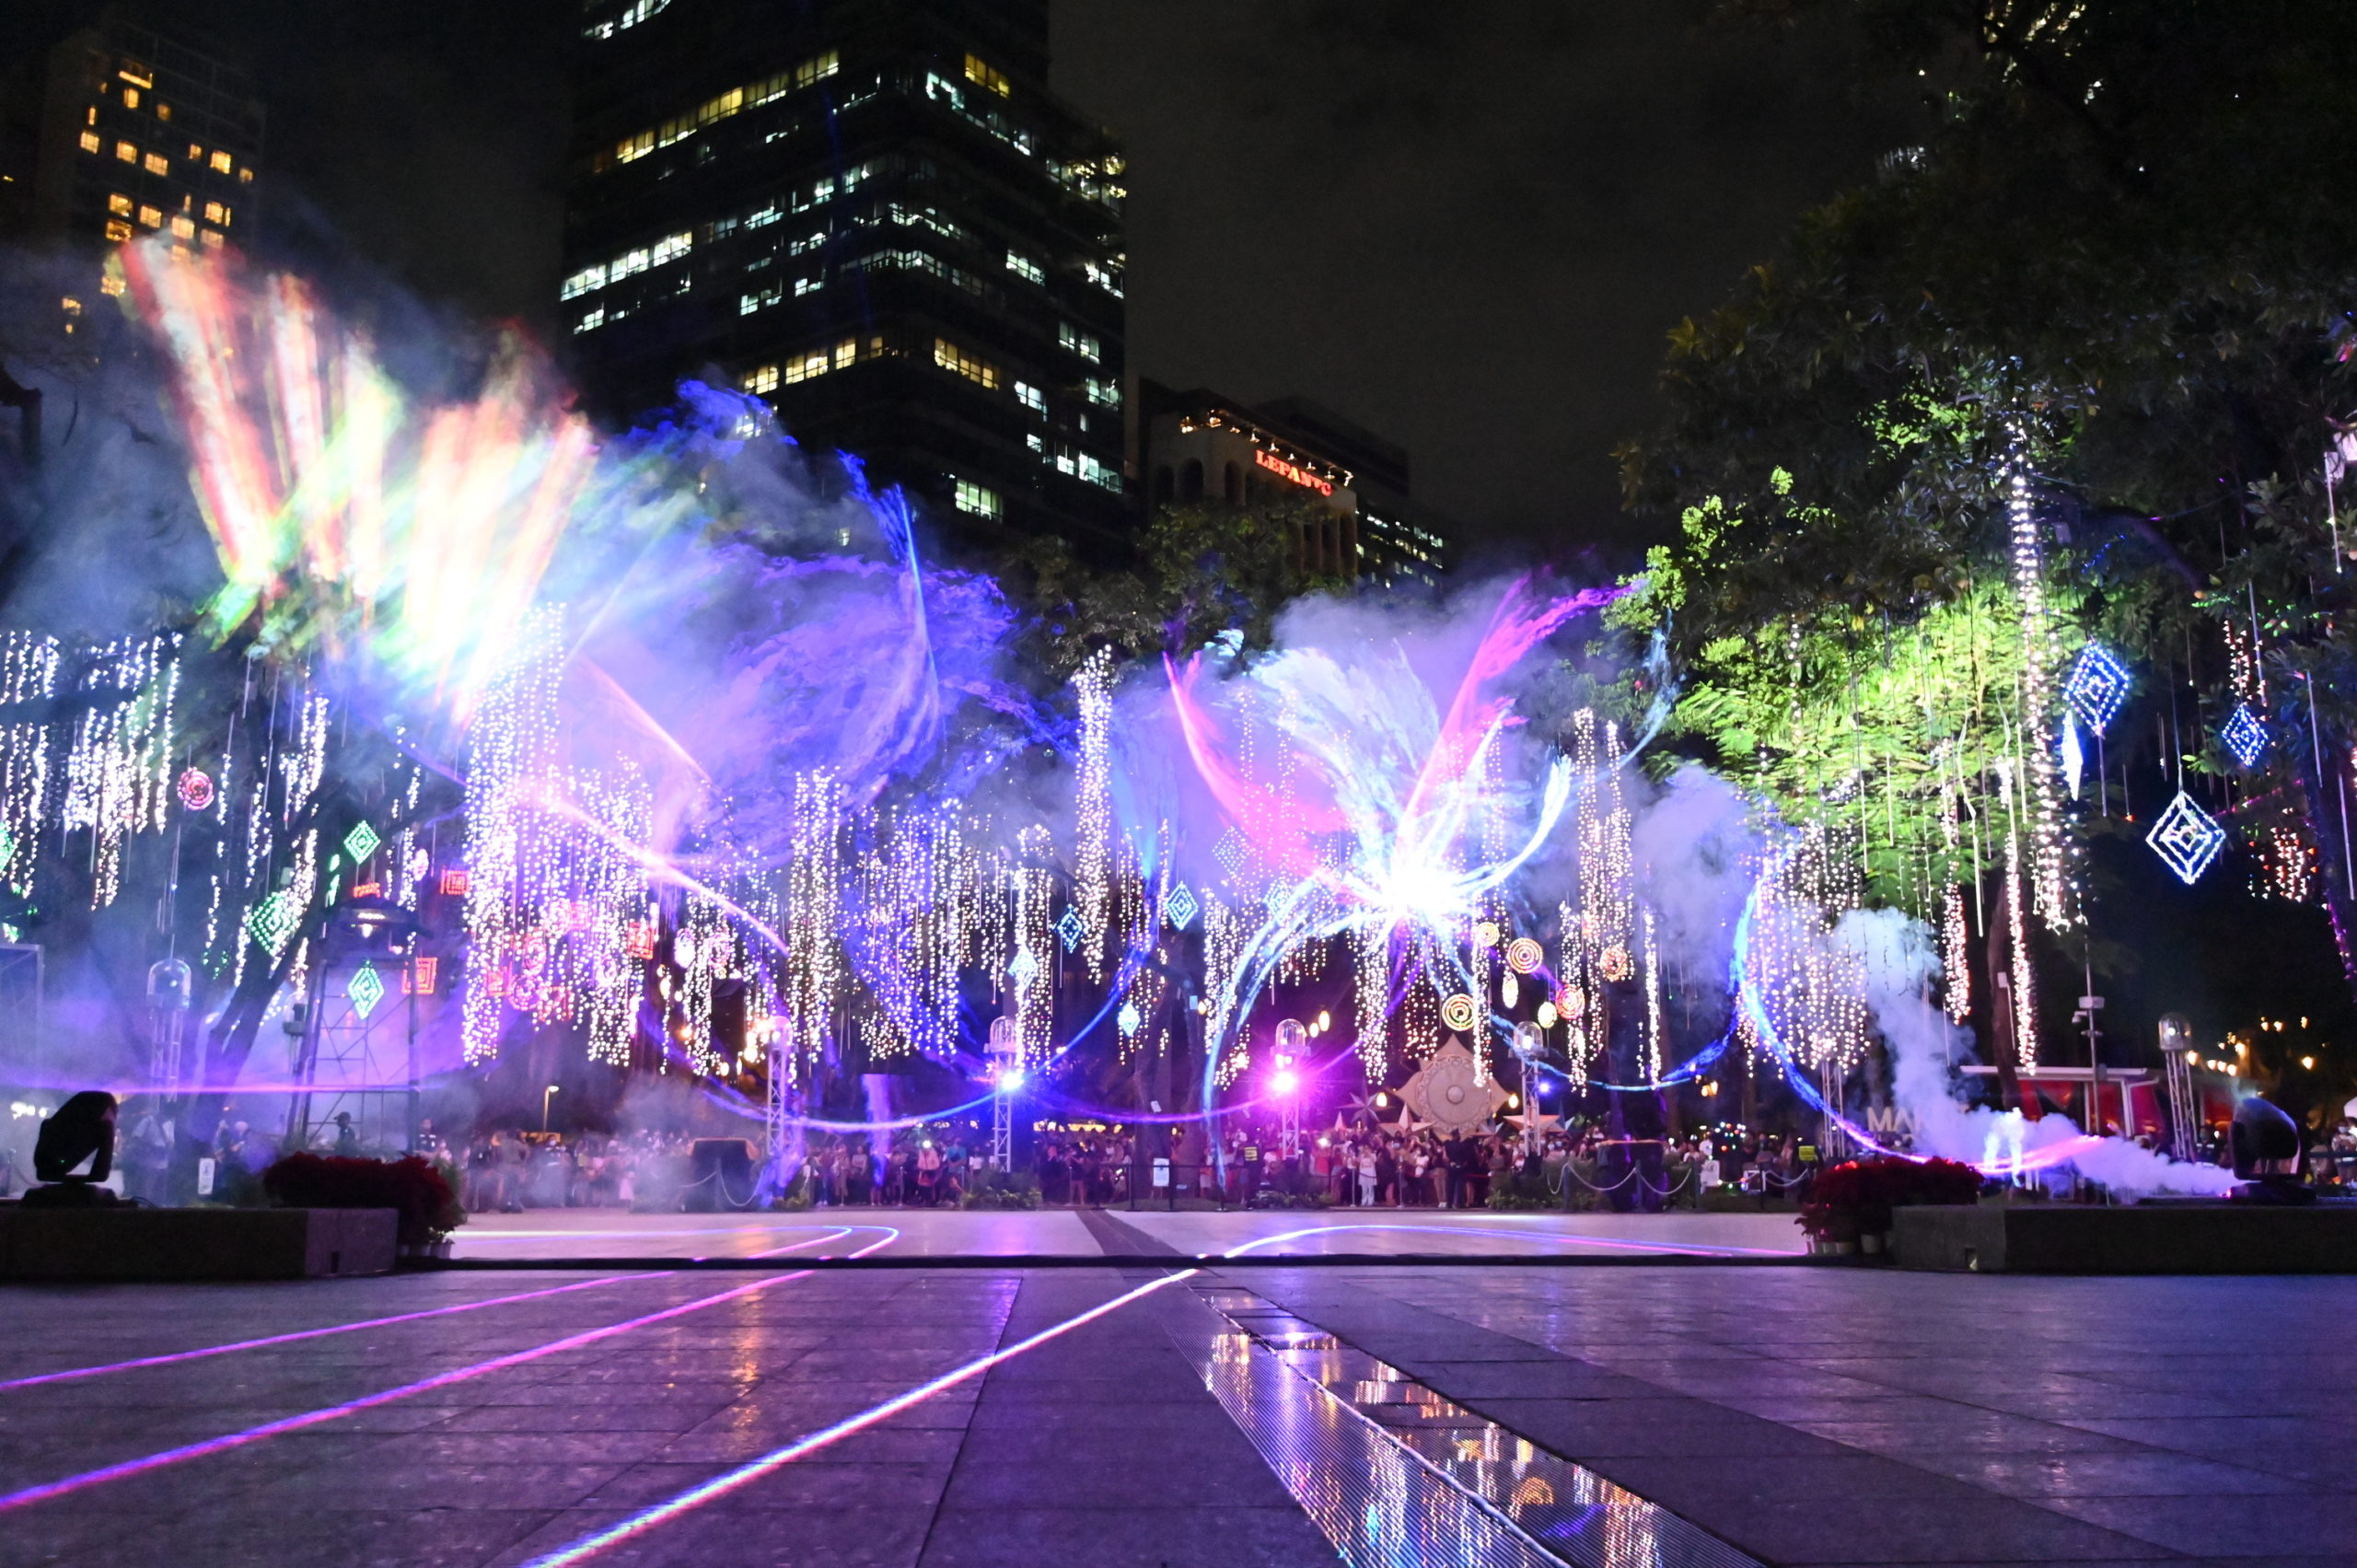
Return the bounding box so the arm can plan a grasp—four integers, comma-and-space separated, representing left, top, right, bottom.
1798, 1156, 1982, 1243
262, 1154, 467, 1248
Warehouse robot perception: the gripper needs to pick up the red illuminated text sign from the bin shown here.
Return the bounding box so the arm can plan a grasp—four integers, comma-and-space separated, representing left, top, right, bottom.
1254, 447, 1333, 496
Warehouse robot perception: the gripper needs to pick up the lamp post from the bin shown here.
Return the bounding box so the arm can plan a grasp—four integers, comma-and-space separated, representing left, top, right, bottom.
541, 1085, 559, 1134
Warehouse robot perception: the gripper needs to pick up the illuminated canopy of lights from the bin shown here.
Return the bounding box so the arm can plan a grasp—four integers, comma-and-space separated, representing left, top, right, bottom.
2147, 790, 2227, 885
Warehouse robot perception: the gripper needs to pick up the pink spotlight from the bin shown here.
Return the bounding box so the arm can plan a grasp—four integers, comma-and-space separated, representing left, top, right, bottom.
1271, 1067, 1301, 1097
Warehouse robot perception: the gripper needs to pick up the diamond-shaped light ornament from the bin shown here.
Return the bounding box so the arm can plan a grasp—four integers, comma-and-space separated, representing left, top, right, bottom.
2221, 703, 2269, 770
1008, 947, 1039, 987
246, 889, 298, 951
1166, 882, 1199, 929
2147, 790, 2227, 885
2062, 643, 2131, 736
1054, 908, 1085, 952
1118, 1000, 1143, 1037
347, 961, 386, 1020
343, 819, 381, 865
1213, 826, 1249, 880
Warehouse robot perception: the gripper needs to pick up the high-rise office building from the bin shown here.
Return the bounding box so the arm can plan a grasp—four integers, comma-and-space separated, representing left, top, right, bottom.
1138, 381, 1451, 588
0, 9, 261, 257
562, 0, 1128, 552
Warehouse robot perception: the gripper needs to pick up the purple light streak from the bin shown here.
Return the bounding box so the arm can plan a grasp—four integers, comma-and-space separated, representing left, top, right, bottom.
1220, 1222, 1797, 1260
0, 1225, 859, 1394
0, 1226, 895, 1515
520, 1269, 1200, 1566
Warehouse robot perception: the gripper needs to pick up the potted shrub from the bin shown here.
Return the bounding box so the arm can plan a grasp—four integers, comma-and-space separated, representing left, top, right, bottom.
261, 1153, 468, 1258
1797, 1156, 1980, 1257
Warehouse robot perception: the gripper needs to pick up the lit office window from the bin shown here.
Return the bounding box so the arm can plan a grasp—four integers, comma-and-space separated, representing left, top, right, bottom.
1085, 377, 1120, 409
1014, 381, 1045, 414
1058, 324, 1100, 363
209, 149, 232, 174
137, 205, 162, 228
108, 193, 133, 215
79, 131, 101, 155
169, 215, 194, 239
187, 143, 203, 160
1005, 251, 1043, 285
103, 219, 133, 243
115, 141, 137, 163
742, 365, 780, 395
200, 229, 224, 250
954, 480, 1004, 519
238, 167, 252, 183
933, 338, 1000, 390
143, 152, 167, 175
203, 202, 229, 226
964, 53, 1011, 97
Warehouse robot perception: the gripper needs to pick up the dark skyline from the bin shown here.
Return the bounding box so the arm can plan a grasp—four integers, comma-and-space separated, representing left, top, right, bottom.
6, 0, 1922, 556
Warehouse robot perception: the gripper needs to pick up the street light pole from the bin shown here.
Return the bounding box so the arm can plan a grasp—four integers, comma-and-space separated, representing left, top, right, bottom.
542, 1084, 559, 1134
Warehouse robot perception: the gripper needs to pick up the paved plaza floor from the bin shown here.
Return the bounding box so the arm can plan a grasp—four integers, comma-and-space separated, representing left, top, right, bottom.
443, 1206, 1808, 1260
0, 1212, 2351, 1567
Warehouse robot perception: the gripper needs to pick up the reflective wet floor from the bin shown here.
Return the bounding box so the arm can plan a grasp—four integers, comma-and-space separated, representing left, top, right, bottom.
2, 1254, 2351, 1567
443, 1208, 1806, 1260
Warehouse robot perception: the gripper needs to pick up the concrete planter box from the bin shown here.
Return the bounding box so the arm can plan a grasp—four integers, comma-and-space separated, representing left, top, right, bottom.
0, 1206, 398, 1281
1891, 1202, 2357, 1273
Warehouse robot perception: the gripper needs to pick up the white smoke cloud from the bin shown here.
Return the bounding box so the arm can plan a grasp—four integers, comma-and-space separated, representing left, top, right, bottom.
1837, 907, 2235, 1197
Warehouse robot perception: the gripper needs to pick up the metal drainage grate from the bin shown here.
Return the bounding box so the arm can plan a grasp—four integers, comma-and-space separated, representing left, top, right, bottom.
1161, 1283, 1764, 1568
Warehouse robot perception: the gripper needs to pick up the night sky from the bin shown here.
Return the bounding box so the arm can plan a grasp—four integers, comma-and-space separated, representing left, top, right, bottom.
9, 0, 1923, 558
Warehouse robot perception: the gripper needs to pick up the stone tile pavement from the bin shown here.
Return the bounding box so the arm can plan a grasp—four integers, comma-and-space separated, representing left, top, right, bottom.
0, 1257, 2352, 1566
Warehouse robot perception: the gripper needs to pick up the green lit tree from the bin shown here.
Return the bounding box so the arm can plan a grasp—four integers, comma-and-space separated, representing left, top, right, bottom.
1620, 0, 2357, 1004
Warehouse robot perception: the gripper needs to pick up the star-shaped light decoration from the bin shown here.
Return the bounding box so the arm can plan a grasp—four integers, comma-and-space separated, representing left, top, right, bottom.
1502, 1107, 1560, 1143
2147, 790, 2227, 885
2063, 643, 2132, 735
1397, 1039, 1510, 1135
2221, 703, 2269, 769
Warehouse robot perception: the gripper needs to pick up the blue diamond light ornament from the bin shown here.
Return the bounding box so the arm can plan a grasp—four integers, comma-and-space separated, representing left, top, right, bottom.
347, 961, 386, 1020
2062, 643, 2132, 735
1054, 908, 1084, 952
2221, 703, 2269, 769
1166, 882, 1199, 929
1008, 947, 1039, 986
2147, 790, 2227, 885
1118, 1000, 1143, 1036
343, 819, 381, 865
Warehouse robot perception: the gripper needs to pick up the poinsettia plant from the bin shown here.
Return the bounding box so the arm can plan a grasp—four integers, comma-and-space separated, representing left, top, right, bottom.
262, 1153, 467, 1247
1798, 1156, 1982, 1243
